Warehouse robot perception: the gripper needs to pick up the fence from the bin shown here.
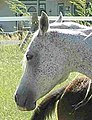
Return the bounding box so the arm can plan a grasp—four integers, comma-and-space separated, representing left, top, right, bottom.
0, 16, 92, 32
0, 16, 92, 40
0, 16, 92, 22
0, 16, 92, 47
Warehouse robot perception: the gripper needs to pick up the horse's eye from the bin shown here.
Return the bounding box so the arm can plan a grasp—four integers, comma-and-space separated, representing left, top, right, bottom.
26, 54, 33, 61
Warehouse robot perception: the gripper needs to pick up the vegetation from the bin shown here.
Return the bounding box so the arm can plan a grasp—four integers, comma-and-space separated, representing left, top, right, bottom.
6, 0, 29, 15
70, 0, 92, 16
70, 0, 92, 25
86, 2, 92, 16
70, 0, 86, 16
0, 45, 30, 119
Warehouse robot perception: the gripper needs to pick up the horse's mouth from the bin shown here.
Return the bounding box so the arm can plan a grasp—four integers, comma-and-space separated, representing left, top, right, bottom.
15, 93, 36, 111
17, 101, 36, 111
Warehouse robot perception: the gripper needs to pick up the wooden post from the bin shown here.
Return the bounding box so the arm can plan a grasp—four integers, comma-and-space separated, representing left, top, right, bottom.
18, 14, 23, 40
37, 0, 40, 16
31, 13, 39, 32
0, 0, 6, 8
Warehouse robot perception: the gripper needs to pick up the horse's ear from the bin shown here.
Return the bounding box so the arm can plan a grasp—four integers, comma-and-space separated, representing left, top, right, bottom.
39, 11, 49, 35
84, 33, 92, 47
56, 12, 63, 23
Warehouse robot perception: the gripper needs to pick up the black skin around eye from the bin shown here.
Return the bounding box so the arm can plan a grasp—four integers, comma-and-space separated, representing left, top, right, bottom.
26, 54, 33, 61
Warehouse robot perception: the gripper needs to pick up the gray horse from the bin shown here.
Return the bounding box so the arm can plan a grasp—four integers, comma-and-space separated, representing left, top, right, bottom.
50, 12, 92, 35
15, 11, 92, 111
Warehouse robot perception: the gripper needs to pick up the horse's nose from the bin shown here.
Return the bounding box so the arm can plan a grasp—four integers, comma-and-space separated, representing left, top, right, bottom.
14, 92, 36, 111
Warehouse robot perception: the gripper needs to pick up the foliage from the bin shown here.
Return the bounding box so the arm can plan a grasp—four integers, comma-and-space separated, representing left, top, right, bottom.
70, 0, 92, 16
86, 2, 92, 16
6, 0, 29, 16
70, 0, 92, 25
70, 0, 86, 16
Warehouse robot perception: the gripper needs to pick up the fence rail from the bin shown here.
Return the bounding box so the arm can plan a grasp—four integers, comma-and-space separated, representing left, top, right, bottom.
0, 16, 92, 21
48, 16, 92, 21
0, 16, 31, 21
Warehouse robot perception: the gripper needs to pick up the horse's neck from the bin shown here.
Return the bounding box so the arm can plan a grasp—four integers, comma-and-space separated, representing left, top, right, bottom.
68, 39, 92, 79
49, 30, 92, 79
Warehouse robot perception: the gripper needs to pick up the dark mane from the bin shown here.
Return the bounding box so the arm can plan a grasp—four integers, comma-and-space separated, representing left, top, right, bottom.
31, 87, 65, 120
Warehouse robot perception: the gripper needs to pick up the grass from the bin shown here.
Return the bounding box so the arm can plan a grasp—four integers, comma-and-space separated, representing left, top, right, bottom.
0, 44, 83, 120
0, 31, 28, 41
0, 45, 31, 120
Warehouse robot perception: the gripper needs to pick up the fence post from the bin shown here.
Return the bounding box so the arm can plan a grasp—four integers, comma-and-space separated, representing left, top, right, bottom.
31, 13, 39, 32
18, 14, 24, 40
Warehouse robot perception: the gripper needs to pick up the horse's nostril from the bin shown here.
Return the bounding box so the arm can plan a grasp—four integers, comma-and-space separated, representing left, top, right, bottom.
15, 94, 18, 103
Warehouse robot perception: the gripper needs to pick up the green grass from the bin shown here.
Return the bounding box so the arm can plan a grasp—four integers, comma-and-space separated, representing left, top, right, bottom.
0, 45, 83, 120
0, 31, 28, 41
0, 45, 32, 120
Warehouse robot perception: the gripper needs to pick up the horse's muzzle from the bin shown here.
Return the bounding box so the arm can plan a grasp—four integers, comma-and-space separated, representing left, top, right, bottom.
15, 93, 36, 111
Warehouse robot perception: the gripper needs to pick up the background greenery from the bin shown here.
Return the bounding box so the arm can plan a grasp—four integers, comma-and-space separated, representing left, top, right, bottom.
70, 0, 92, 25
7, 0, 29, 16
0, 45, 31, 120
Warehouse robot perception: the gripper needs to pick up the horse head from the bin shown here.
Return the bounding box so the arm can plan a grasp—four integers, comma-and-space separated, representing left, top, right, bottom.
15, 11, 92, 111
14, 11, 71, 111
